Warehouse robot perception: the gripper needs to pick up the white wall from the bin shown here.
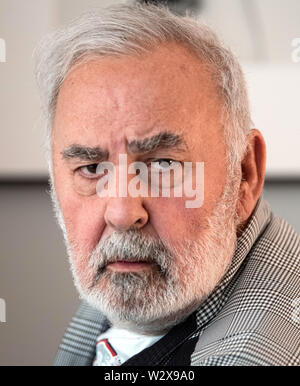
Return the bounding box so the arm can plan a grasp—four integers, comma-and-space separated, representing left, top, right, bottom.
244, 63, 300, 178
0, 0, 60, 177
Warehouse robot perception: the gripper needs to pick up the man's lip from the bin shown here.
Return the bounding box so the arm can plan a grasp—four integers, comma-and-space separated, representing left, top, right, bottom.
106, 261, 155, 272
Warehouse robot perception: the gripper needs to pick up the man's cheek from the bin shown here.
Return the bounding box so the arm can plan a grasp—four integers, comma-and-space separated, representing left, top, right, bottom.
74, 258, 95, 289
62, 201, 105, 284
62, 200, 103, 250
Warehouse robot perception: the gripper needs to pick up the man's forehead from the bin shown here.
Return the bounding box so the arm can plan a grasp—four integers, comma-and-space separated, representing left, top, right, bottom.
64, 42, 208, 81
57, 42, 217, 112
53, 43, 223, 154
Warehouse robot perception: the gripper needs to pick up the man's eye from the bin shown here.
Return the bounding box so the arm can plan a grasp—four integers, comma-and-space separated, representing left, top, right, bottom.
78, 164, 101, 178
151, 159, 180, 171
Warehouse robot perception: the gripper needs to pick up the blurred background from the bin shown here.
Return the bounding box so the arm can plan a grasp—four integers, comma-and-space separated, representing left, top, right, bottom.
0, 0, 299, 365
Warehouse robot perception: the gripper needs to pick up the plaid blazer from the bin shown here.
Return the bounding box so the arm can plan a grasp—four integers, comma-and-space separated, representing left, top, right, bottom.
54, 195, 300, 366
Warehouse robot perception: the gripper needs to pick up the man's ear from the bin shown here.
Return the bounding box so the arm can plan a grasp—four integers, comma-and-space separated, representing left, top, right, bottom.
237, 129, 266, 224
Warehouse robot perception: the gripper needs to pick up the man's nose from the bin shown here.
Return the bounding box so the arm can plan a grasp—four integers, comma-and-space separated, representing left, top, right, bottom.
104, 197, 149, 231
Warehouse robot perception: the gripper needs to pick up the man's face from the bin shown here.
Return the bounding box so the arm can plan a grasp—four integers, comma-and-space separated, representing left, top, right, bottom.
51, 43, 241, 332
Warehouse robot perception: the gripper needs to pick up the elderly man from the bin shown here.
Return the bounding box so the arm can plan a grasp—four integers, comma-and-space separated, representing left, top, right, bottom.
35, 3, 299, 366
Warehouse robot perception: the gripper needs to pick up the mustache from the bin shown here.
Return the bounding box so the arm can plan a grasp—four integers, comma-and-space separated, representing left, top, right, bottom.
89, 230, 173, 285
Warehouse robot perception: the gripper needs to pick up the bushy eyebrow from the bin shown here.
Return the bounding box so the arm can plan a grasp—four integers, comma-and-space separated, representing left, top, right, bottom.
61, 132, 186, 162
127, 132, 186, 154
61, 145, 109, 162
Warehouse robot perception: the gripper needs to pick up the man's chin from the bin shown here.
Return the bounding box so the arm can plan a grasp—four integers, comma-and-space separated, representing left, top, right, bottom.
75, 272, 204, 334
89, 269, 168, 302
85, 285, 202, 334
90, 264, 167, 292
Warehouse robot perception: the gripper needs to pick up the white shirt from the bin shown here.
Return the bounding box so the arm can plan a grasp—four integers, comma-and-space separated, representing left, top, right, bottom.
93, 327, 165, 366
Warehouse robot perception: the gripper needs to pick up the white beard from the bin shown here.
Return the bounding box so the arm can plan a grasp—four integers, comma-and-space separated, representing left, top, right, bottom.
50, 171, 241, 334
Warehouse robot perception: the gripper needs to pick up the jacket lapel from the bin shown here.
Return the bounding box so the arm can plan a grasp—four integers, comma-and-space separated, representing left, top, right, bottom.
54, 301, 110, 366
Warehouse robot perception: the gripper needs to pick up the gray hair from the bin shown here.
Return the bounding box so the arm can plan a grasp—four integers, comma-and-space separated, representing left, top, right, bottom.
34, 1, 252, 175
